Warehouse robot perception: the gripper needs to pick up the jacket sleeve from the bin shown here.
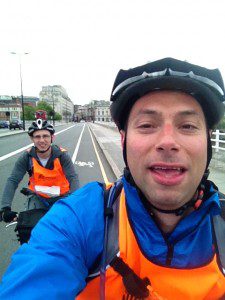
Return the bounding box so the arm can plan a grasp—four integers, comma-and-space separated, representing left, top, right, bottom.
1, 152, 29, 209
0, 183, 104, 299
60, 151, 80, 192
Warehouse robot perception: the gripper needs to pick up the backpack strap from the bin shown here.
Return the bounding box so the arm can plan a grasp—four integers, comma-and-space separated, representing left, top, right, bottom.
28, 155, 33, 176
218, 191, 225, 219
87, 179, 123, 279
212, 192, 225, 274
102, 180, 122, 265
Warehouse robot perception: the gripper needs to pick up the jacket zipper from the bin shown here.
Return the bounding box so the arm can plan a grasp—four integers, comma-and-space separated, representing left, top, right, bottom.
166, 243, 174, 266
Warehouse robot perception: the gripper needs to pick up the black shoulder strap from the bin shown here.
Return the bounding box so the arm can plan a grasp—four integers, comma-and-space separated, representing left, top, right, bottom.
218, 192, 225, 219
87, 179, 123, 279
212, 192, 225, 274
103, 179, 123, 265
27, 155, 33, 176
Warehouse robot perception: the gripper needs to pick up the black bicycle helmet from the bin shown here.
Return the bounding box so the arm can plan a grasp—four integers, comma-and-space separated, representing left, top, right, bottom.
28, 119, 55, 136
110, 57, 225, 130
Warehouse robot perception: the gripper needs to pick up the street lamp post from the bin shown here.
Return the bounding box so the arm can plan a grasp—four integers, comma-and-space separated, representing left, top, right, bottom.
66, 100, 68, 123
10, 52, 29, 131
52, 87, 55, 126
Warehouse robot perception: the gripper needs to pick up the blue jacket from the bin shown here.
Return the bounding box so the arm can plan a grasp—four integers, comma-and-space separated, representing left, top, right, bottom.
0, 177, 221, 299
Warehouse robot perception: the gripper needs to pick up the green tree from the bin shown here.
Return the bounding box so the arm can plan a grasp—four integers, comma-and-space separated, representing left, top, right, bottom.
36, 101, 62, 121
24, 105, 36, 120
218, 116, 225, 130
54, 112, 62, 121
37, 101, 53, 115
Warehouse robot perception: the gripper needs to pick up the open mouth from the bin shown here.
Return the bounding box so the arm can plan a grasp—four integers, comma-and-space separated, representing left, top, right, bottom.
149, 165, 187, 185
150, 166, 186, 175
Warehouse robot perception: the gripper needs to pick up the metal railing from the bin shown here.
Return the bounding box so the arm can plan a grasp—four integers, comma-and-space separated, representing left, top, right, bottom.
211, 130, 225, 152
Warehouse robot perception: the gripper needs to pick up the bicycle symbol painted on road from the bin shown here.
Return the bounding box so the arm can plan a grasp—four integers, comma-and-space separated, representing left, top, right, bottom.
75, 161, 94, 168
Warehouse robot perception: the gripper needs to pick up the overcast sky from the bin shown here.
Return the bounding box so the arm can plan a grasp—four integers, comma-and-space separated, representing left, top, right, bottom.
0, 0, 225, 105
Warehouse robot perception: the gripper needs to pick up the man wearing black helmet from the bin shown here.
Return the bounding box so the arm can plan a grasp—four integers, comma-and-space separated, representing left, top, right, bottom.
0, 58, 225, 299
0, 119, 79, 243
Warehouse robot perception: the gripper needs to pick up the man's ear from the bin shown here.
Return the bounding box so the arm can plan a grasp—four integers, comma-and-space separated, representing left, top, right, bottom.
120, 130, 125, 150
51, 134, 55, 143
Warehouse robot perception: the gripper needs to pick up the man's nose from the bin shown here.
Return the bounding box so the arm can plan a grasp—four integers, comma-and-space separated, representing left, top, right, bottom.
155, 124, 180, 152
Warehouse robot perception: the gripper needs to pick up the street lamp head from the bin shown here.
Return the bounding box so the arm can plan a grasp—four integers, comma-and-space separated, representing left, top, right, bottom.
10, 52, 30, 55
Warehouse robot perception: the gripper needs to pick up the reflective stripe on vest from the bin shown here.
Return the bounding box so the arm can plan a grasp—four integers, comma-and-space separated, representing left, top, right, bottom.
78, 189, 225, 300
28, 157, 70, 198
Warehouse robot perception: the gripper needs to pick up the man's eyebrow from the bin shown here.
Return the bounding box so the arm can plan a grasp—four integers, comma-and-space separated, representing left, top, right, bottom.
137, 109, 160, 116
136, 109, 200, 117
177, 110, 200, 117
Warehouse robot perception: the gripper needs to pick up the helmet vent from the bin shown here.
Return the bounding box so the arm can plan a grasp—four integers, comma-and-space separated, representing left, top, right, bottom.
37, 119, 43, 129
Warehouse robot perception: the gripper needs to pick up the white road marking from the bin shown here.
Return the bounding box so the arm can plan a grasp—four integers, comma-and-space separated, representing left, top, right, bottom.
88, 125, 109, 184
75, 161, 94, 167
72, 124, 85, 163
0, 125, 76, 162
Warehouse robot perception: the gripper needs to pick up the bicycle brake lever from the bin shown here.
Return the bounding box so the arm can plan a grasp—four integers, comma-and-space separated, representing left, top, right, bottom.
6, 221, 18, 228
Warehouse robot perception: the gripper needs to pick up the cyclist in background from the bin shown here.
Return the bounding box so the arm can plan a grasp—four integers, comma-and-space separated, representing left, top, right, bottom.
0, 119, 79, 242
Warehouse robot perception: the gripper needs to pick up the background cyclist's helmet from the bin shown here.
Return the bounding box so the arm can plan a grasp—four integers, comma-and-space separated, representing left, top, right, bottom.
110, 57, 225, 130
28, 119, 55, 136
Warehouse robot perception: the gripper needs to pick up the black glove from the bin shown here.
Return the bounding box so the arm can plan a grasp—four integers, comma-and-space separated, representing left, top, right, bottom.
0, 207, 18, 223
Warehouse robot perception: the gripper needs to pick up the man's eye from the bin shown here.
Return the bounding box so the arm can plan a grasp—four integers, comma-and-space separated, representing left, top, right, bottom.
181, 124, 197, 130
138, 123, 154, 128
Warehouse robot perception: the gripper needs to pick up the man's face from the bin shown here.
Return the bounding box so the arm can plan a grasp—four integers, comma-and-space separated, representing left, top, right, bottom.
31, 129, 53, 152
121, 91, 208, 210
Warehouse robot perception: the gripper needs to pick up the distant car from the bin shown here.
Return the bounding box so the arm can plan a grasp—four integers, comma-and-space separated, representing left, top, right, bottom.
9, 120, 23, 130
0, 120, 9, 128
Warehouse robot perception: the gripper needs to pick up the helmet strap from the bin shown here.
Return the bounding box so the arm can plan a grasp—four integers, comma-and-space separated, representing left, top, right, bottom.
139, 184, 205, 216
122, 134, 128, 167
206, 130, 212, 170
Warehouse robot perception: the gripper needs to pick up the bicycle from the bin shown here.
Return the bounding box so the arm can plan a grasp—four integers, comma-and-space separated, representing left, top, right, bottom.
5, 188, 66, 244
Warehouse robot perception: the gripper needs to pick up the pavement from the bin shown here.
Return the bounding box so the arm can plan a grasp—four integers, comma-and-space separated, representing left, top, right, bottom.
0, 128, 27, 138
89, 122, 225, 193
89, 122, 124, 179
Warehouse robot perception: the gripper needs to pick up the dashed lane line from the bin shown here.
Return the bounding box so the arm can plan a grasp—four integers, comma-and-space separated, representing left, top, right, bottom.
88, 125, 109, 185
72, 124, 85, 164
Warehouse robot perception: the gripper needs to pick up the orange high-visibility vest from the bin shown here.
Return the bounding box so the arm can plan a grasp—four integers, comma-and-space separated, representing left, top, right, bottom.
78, 189, 225, 300
28, 157, 70, 198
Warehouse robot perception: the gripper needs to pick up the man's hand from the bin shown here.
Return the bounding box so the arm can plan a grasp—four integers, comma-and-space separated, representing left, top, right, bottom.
0, 207, 18, 223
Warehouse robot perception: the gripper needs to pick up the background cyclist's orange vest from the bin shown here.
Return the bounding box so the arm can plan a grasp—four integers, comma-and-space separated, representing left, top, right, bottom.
28, 157, 70, 198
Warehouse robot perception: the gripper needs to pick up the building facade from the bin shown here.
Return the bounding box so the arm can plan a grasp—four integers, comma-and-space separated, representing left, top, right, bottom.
22, 96, 39, 107
73, 105, 89, 122
95, 105, 111, 122
39, 85, 74, 121
73, 100, 112, 122
0, 96, 22, 121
